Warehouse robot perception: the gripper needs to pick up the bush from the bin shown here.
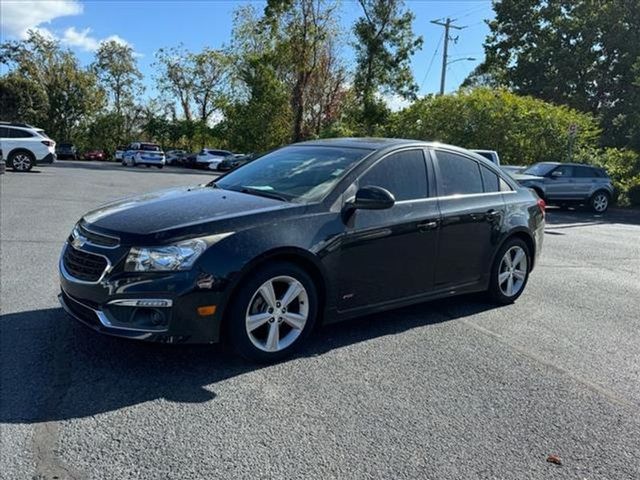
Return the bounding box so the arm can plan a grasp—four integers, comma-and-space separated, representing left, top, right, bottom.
628, 184, 640, 206
575, 147, 640, 206
386, 87, 601, 165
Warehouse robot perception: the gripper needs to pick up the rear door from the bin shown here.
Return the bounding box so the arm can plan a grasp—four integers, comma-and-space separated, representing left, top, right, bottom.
572, 165, 598, 197
432, 149, 506, 288
338, 149, 439, 311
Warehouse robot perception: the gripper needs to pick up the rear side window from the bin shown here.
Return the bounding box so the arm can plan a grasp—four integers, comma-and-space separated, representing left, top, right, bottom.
574, 166, 597, 178
480, 165, 500, 193
0, 127, 9, 138
360, 149, 428, 201
436, 151, 483, 196
8, 128, 33, 138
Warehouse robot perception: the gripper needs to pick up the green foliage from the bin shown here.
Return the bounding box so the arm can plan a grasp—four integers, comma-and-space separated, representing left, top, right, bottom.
473, 0, 640, 150
574, 147, 640, 206
388, 88, 600, 165
0, 74, 48, 124
0, 30, 105, 142
353, 0, 422, 135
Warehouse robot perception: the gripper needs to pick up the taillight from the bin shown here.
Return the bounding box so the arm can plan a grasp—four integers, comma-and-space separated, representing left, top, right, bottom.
41, 140, 54, 147
537, 198, 546, 218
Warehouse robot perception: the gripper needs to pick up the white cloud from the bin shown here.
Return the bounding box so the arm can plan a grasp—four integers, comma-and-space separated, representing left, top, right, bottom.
60, 27, 129, 51
379, 92, 411, 112
1, 0, 83, 39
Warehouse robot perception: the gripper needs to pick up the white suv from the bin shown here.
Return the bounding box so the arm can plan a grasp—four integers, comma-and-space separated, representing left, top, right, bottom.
0, 122, 56, 171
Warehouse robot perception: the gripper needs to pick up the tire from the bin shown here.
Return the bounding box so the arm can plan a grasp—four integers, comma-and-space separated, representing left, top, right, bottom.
121, 160, 127, 167
157, 165, 163, 169
487, 238, 531, 305
9, 150, 35, 172
226, 262, 319, 363
589, 191, 610, 213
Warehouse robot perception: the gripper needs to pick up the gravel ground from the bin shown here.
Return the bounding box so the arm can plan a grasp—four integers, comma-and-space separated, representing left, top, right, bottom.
1, 161, 639, 480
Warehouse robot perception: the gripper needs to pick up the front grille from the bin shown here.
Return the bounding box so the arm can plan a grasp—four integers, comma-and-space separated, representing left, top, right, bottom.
63, 245, 108, 282
77, 224, 119, 247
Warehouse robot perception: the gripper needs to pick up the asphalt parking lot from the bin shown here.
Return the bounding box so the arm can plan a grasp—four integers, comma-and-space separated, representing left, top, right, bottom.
1, 161, 639, 480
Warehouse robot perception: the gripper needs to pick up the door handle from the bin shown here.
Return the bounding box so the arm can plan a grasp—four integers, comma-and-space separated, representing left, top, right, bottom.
485, 209, 500, 221
417, 220, 439, 232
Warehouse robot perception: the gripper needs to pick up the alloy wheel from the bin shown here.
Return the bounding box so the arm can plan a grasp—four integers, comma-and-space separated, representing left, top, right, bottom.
593, 193, 608, 213
13, 154, 32, 171
245, 275, 309, 352
498, 246, 528, 297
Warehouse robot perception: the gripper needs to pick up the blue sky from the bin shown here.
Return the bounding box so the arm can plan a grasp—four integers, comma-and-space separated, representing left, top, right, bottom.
1, 0, 494, 106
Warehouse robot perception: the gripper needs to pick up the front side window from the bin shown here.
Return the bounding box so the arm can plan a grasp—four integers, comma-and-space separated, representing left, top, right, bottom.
215, 145, 370, 203
552, 165, 574, 177
359, 150, 428, 201
436, 151, 483, 196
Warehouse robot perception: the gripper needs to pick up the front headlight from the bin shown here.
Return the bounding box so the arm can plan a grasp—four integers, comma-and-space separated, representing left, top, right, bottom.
125, 239, 207, 272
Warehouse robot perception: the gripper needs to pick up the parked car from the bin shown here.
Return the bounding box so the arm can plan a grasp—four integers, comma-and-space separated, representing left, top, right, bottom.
217, 153, 256, 172
472, 149, 501, 165
166, 149, 188, 166
83, 149, 106, 161
513, 162, 614, 213
58, 138, 545, 362
56, 143, 78, 160
0, 121, 56, 172
183, 153, 198, 168
121, 142, 166, 168
114, 146, 127, 161
501, 165, 526, 175
196, 148, 232, 170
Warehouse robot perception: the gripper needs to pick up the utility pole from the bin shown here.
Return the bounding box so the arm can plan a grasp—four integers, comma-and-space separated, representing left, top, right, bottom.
430, 17, 465, 95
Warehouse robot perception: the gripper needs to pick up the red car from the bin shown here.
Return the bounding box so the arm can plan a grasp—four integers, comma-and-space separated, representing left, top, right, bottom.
83, 149, 106, 161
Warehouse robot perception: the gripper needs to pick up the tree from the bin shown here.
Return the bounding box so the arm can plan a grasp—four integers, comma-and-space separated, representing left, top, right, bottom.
154, 45, 229, 125
264, 0, 341, 141
0, 30, 105, 142
353, 0, 422, 135
387, 88, 601, 165
472, 0, 640, 149
0, 74, 48, 124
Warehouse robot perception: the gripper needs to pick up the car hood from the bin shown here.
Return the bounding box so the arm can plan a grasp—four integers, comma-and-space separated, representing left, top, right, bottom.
512, 173, 544, 182
82, 186, 298, 240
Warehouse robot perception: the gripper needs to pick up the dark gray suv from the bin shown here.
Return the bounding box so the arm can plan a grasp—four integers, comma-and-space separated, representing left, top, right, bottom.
513, 163, 614, 213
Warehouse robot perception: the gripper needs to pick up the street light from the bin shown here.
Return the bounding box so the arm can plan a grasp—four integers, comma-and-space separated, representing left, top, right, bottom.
440, 57, 476, 95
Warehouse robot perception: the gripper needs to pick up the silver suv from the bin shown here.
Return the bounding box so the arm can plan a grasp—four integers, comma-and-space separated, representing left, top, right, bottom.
514, 162, 614, 213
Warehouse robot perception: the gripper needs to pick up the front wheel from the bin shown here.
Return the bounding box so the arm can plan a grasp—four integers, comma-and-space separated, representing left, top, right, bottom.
590, 191, 610, 213
226, 262, 318, 363
487, 238, 531, 305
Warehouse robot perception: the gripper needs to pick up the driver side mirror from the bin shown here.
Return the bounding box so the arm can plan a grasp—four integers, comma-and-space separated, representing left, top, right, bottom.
347, 186, 396, 211
550, 170, 563, 178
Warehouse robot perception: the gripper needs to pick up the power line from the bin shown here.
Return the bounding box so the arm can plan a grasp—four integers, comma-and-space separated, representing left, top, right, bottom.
420, 31, 444, 92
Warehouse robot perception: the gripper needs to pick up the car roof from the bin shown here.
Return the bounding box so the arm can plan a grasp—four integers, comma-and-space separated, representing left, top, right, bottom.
533, 162, 600, 168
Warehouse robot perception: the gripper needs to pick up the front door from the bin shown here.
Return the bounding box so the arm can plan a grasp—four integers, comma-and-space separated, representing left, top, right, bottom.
338, 149, 439, 312
544, 165, 576, 200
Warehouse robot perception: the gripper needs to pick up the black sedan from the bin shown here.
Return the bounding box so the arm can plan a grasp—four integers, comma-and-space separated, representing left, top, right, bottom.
58, 138, 545, 362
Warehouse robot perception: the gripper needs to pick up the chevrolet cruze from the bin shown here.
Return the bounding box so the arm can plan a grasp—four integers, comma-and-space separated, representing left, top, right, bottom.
59, 138, 545, 362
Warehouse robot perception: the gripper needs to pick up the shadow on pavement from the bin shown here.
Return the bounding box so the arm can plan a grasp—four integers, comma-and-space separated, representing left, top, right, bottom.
0, 295, 493, 424
545, 207, 640, 228
49, 160, 217, 176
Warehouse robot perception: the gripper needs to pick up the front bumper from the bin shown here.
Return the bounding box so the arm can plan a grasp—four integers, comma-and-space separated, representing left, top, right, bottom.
58, 243, 225, 343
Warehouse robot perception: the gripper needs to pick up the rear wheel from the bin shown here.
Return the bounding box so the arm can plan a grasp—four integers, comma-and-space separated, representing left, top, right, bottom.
226, 262, 318, 363
9, 151, 35, 172
488, 238, 531, 305
590, 191, 609, 213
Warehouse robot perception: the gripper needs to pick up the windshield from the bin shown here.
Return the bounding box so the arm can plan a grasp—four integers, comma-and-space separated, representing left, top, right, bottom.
215, 145, 371, 203
523, 162, 557, 176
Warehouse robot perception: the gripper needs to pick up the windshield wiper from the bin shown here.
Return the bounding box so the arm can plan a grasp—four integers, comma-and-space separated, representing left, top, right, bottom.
238, 187, 288, 202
